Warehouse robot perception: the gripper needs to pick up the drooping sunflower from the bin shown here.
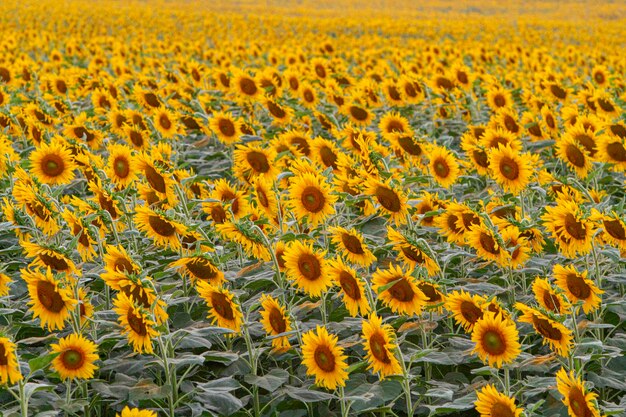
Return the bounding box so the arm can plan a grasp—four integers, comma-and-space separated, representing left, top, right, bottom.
488, 145, 533, 195
427, 145, 460, 188
0, 337, 22, 385
116, 407, 157, 417
233, 143, 278, 183
134, 153, 177, 205
29, 139, 77, 185
515, 303, 572, 356
328, 257, 370, 317
480, 128, 522, 152
61, 209, 97, 261
414, 191, 443, 227
23, 267, 77, 331
556, 368, 601, 417
466, 223, 510, 266
553, 265, 603, 314
501, 226, 532, 269
474, 384, 523, 417
541, 199, 594, 258
556, 135, 593, 178
416, 281, 445, 312
301, 325, 349, 390
471, 312, 521, 368
531, 277, 570, 314
252, 177, 278, 219
372, 264, 427, 316
101, 245, 141, 290
364, 178, 409, 225
445, 290, 486, 331
106, 143, 137, 188
51, 333, 98, 380
215, 220, 271, 262
134, 206, 187, 251
113, 292, 159, 354
386, 226, 440, 276
328, 226, 376, 267
259, 294, 292, 352
196, 281, 242, 333
283, 240, 332, 297
362, 313, 402, 379
170, 256, 224, 286
0, 272, 11, 296
288, 172, 336, 227
378, 112, 411, 139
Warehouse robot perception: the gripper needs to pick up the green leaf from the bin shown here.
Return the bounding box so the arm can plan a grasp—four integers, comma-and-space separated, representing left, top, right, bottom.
244, 368, 289, 392
28, 352, 58, 373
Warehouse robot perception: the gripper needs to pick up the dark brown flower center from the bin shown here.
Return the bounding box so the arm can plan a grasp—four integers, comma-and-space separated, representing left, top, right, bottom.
269, 307, 286, 333
148, 215, 176, 236
143, 92, 161, 108
460, 300, 483, 324
41, 154, 65, 177
482, 330, 506, 355
187, 259, 218, 280
127, 311, 148, 336
565, 144, 586, 167
0, 343, 8, 366
39, 253, 69, 271
246, 151, 270, 173
375, 186, 401, 212
542, 291, 561, 313
433, 158, 450, 178
297, 254, 322, 281
597, 97, 615, 113
144, 165, 166, 193
369, 332, 391, 363
418, 283, 441, 302
61, 349, 85, 370
566, 273, 591, 299
37, 280, 66, 313
350, 106, 369, 121
341, 233, 364, 254
388, 278, 415, 302
606, 142, 626, 161
159, 114, 172, 130
491, 401, 515, 417
564, 213, 586, 240
239, 77, 257, 96
301, 186, 326, 213
114, 156, 130, 178
401, 245, 425, 264
493, 94, 506, 108
211, 292, 234, 320
339, 271, 361, 300
499, 156, 519, 180
473, 149, 489, 167
218, 118, 235, 137
314, 345, 336, 372
604, 219, 626, 240
574, 134, 596, 156
532, 315, 562, 340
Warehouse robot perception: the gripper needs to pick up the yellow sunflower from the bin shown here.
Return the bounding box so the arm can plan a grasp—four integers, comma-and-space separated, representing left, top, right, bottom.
466, 223, 510, 266
101, 245, 141, 291
531, 277, 570, 315
29, 139, 77, 185
417, 281, 445, 312
134, 206, 187, 251
51, 333, 98, 380
486, 85, 513, 110
553, 264, 603, 314
196, 281, 243, 333
471, 312, 521, 368
233, 143, 278, 183
541, 199, 594, 258
445, 290, 486, 331
434, 202, 480, 245
362, 313, 402, 379
428, 145, 460, 188
113, 292, 159, 354
556, 135, 593, 178
233, 71, 259, 100
342, 102, 373, 126
106, 143, 137, 188
328, 258, 370, 317
215, 221, 271, 262
515, 303, 572, 356
386, 226, 440, 276
364, 178, 409, 225
591, 209, 626, 251
372, 264, 427, 316
596, 134, 626, 171
23, 267, 77, 331
301, 325, 349, 390
288, 172, 336, 227
259, 294, 292, 352
153, 107, 180, 138
0, 272, 11, 296
116, 407, 157, 417
556, 368, 601, 417
488, 145, 533, 195
0, 337, 22, 385
252, 177, 278, 220
328, 226, 376, 267
170, 256, 225, 286
283, 240, 332, 297
474, 384, 523, 417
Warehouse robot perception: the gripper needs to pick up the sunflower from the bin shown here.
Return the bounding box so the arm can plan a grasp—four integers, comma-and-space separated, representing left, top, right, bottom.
153, 108, 180, 138
283, 240, 331, 297
365, 178, 409, 225
21, 240, 79, 275
29, 139, 76, 185
445, 290, 486, 331
486, 85, 513, 110
252, 177, 278, 220
531, 277, 570, 314
342, 102, 373, 126
474, 384, 523, 417
386, 227, 439, 276
417, 281, 445, 312
116, 407, 157, 417
264, 97, 293, 125
0, 337, 22, 385
481, 128, 522, 152
515, 303, 572, 356
106, 143, 137, 188
553, 264, 603, 314
51, 333, 98, 380
435, 202, 480, 245
23, 267, 77, 331
471, 312, 521, 368
378, 112, 411, 138
541, 199, 594, 258
301, 325, 348, 390
328, 226, 376, 267
233, 143, 278, 183
591, 210, 626, 251
311, 137, 340, 170
288, 172, 336, 227
466, 223, 510, 265
593, 90, 618, 119
170, 256, 224, 286
196, 281, 242, 333
209, 111, 241, 145
428, 145, 460, 188
556, 135, 593, 178
124, 125, 150, 150
596, 134, 626, 171
372, 264, 427, 316
328, 258, 370, 317
0, 272, 11, 296
556, 368, 601, 417
361, 313, 402, 379
233, 71, 259, 99
207, 179, 249, 220
215, 220, 271, 262
488, 145, 532, 194
135, 206, 187, 251
101, 245, 141, 290
113, 292, 159, 354
134, 153, 177, 205
501, 226, 531, 269
414, 191, 443, 227
61, 209, 97, 261
259, 294, 292, 352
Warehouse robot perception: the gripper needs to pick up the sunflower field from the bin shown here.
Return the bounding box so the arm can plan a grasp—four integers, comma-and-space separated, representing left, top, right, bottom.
0, 0, 625, 416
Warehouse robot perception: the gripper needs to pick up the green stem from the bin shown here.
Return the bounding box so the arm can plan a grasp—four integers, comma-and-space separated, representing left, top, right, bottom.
19, 380, 28, 417
503, 367, 510, 397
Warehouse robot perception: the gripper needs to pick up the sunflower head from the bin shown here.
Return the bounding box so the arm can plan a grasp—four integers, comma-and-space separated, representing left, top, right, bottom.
51, 333, 99, 380
301, 326, 348, 390
471, 312, 521, 368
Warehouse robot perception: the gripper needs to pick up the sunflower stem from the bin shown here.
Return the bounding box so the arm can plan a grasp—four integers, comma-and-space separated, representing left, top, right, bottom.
396, 345, 413, 416
503, 366, 511, 396
241, 320, 260, 417
18, 380, 28, 417
338, 385, 349, 417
